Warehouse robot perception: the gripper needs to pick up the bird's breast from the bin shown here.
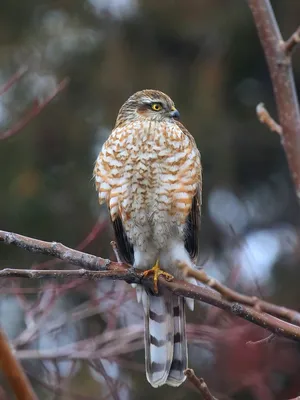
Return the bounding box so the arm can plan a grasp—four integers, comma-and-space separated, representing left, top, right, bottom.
96, 120, 200, 225
116, 121, 196, 218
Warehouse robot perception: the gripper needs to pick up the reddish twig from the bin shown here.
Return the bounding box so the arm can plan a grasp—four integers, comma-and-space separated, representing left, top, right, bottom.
0, 66, 28, 96
76, 219, 108, 251
32, 218, 107, 270
2, 231, 300, 342
0, 77, 69, 141
246, 333, 275, 346
247, 0, 300, 197
184, 369, 217, 400
0, 329, 38, 400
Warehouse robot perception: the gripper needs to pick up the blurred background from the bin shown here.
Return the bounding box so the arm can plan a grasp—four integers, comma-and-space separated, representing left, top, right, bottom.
0, 0, 300, 399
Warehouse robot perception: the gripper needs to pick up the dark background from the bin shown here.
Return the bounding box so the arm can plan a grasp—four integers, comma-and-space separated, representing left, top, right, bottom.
0, 1, 300, 399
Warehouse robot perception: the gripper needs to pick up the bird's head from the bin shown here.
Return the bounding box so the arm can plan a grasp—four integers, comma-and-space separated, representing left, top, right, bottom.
115, 89, 180, 126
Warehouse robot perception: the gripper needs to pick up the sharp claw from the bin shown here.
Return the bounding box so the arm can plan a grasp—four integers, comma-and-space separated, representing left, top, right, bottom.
141, 262, 174, 293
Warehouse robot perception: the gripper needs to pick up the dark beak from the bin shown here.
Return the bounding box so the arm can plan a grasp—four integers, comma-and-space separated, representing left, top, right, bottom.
170, 109, 180, 120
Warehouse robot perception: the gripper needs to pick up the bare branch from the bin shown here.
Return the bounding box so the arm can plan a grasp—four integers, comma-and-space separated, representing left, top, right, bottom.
179, 262, 300, 326
0, 229, 112, 271
0, 77, 69, 141
284, 26, 300, 55
184, 369, 217, 400
246, 333, 275, 346
247, 0, 300, 198
2, 230, 300, 342
256, 103, 282, 134
0, 329, 38, 400
0, 65, 28, 96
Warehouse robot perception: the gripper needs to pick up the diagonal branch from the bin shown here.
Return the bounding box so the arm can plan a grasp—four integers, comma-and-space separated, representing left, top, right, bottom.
0, 78, 69, 141
1, 230, 300, 342
247, 0, 300, 198
0, 65, 28, 96
184, 369, 218, 400
178, 263, 300, 325
0, 329, 38, 400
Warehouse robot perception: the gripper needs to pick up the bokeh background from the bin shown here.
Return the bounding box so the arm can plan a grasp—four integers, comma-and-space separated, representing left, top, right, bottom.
1, 1, 300, 399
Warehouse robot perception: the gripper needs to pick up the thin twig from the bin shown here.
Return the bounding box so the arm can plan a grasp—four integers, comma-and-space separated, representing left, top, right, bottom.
2, 231, 300, 342
246, 333, 275, 346
0, 329, 38, 400
184, 369, 217, 400
89, 360, 120, 400
283, 26, 300, 55
0, 77, 69, 141
247, 0, 300, 198
256, 103, 282, 134
0, 66, 28, 96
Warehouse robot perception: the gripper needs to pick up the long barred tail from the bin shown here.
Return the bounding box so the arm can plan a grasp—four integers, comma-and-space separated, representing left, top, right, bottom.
166, 295, 187, 386
138, 287, 187, 387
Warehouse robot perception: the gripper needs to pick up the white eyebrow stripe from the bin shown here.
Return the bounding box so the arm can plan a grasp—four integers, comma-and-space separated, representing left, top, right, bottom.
142, 97, 164, 104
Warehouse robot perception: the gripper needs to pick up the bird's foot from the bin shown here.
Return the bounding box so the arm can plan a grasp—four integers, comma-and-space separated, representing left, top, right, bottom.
141, 261, 174, 293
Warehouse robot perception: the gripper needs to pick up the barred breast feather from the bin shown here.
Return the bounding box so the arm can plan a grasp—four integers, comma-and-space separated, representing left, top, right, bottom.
94, 119, 201, 251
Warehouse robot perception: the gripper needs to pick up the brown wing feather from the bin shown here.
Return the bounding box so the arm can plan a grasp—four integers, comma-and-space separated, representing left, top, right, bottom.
175, 121, 202, 261
112, 215, 134, 265
184, 185, 201, 261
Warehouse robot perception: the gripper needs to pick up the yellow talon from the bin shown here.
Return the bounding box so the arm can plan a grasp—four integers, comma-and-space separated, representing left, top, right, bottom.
141, 260, 174, 293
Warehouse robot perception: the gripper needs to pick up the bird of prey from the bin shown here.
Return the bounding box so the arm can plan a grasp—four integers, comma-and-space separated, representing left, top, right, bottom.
94, 89, 202, 387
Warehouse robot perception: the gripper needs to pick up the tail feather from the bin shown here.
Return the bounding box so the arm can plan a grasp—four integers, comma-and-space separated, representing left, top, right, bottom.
142, 286, 187, 387
166, 296, 187, 386
144, 290, 173, 387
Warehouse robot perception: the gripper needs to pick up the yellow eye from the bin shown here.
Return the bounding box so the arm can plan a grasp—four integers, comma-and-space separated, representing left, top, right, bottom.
151, 103, 163, 111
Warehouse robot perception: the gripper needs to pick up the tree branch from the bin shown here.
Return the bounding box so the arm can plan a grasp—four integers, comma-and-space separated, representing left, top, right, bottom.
0, 329, 37, 400
2, 230, 300, 342
179, 262, 300, 325
184, 369, 217, 400
247, 0, 300, 197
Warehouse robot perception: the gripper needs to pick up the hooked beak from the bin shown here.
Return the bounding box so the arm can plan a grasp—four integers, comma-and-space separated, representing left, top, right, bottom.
170, 107, 180, 120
